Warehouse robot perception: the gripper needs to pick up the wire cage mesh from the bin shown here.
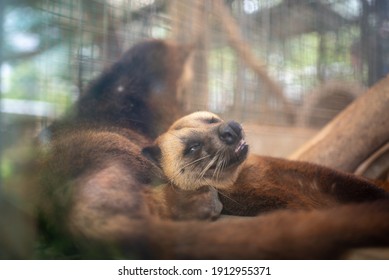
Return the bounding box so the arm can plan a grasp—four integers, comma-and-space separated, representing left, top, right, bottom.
1, 0, 389, 175
1, 0, 389, 260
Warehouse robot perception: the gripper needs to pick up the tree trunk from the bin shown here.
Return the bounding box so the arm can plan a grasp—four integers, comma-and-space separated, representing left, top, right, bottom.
290, 75, 389, 174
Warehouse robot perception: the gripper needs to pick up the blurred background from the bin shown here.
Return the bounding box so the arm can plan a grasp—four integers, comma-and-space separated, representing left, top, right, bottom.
0, 0, 389, 257
1, 0, 389, 167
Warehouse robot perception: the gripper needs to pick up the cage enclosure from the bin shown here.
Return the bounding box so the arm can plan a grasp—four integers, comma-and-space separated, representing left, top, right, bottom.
0, 0, 389, 259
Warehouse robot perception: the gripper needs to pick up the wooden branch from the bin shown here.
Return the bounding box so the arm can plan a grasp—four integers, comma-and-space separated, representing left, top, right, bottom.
212, 0, 295, 121
290, 75, 389, 173
354, 142, 389, 179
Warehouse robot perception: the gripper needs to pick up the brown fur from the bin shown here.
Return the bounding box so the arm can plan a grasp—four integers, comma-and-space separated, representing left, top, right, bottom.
223, 155, 388, 215
25, 39, 217, 257
146, 111, 389, 217
22, 40, 389, 259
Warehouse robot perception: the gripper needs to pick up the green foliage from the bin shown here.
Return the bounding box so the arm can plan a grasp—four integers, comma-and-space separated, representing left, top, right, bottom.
5, 62, 40, 99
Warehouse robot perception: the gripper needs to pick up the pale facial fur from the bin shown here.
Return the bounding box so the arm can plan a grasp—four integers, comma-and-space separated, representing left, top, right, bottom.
149, 111, 249, 190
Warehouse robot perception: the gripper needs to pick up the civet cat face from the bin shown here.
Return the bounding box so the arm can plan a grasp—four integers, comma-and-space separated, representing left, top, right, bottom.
143, 111, 248, 190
